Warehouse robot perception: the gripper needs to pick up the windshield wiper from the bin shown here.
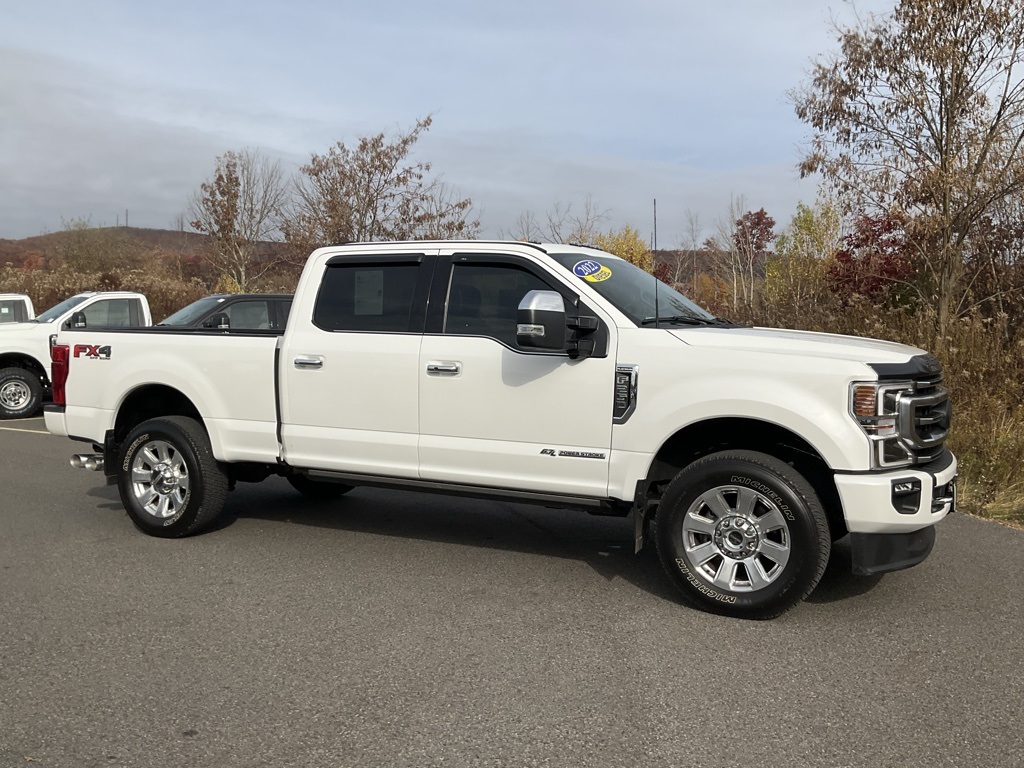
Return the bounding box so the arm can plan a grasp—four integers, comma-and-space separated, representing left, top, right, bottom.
640, 314, 718, 326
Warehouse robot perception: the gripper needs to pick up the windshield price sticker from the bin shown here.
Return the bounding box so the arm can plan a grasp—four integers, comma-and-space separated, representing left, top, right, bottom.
572, 260, 613, 283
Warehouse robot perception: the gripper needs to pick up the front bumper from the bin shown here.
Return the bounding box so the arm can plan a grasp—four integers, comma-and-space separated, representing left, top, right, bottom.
834, 451, 957, 534
848, 527, 935, 576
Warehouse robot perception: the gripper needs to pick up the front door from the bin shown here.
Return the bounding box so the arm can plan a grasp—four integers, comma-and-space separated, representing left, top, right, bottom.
418, 252, 617, 498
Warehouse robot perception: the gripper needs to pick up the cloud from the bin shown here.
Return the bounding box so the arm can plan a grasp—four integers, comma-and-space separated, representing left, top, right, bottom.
0, 49, 234, 233
2, 0, 861, 243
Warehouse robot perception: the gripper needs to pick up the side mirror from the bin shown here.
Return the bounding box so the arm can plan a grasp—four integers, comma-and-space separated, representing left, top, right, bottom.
70, 311, 87, 329
204, 312, 230, 330
516, 290, 565, 351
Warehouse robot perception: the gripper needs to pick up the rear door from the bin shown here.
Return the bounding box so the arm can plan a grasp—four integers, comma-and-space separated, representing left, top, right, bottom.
279, 252, 435, 477
417, 250, 617, 497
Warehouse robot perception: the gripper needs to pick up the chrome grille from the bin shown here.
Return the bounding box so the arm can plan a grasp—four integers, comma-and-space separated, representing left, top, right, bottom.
896, 374, 950, 463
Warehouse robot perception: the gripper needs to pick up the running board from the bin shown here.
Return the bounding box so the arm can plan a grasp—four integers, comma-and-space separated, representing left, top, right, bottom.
304, 468, 619, 512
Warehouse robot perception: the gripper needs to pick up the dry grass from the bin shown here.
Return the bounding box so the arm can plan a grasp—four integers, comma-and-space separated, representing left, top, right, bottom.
700, 284, 1024, 527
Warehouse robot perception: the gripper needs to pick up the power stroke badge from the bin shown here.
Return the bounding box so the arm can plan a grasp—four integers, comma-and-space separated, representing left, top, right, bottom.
540, 449, 606, 459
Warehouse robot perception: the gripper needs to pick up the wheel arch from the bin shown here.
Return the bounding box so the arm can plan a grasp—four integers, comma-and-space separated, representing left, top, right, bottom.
113, 384, 203, 443
0, 352, 49, 386
644, 416, 845, 539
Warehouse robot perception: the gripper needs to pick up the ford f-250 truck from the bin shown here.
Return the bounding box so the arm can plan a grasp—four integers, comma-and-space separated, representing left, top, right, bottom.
0, 293, 36, 324
0, 291, 151, 418
44, 241, 956, 618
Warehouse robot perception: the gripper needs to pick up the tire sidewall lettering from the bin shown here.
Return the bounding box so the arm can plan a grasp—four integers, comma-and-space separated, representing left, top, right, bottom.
728, 473, 796, 521
162, 486, 190, 526
123, 433, 150, 473
674, 557, 738, 604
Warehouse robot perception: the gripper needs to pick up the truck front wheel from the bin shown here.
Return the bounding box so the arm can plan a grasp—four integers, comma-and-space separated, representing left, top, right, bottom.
0, 367, 43, 419
655, 450, 830, 620
117, 416, 228, 538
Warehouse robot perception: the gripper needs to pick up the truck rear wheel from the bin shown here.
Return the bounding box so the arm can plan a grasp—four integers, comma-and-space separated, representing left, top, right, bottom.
0, 367, 42, 419
117, 416, 228, 538
655, 450, 830, 620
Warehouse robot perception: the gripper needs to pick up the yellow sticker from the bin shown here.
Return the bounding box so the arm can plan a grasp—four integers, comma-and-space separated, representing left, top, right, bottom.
573, 260, 613, 282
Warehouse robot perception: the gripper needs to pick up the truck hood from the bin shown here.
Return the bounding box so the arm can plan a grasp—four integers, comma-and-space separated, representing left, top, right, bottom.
0, 321, 48, 335
668, 326, 924, 366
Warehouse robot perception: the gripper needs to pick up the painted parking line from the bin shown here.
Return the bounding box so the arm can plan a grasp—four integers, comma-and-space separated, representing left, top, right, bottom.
0, 425, 50, 434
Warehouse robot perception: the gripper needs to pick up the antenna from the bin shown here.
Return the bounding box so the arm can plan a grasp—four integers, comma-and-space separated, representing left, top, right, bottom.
653, 198, 659, 327
653, 198, 657, 251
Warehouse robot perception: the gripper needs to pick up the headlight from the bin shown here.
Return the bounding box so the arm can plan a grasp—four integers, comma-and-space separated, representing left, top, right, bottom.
850, 381, 915, 468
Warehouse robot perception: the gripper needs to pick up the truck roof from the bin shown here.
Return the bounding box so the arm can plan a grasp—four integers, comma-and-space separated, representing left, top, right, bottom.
312, 240, 608, 258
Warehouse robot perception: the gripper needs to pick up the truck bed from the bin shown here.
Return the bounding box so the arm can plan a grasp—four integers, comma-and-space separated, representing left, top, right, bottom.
51, 329, 281, 464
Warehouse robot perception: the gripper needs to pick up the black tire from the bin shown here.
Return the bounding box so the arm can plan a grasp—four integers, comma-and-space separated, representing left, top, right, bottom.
287, 474, 354, 500
0, 367, 43, 419
655, 450, 830, 620
117, 416, 228, 538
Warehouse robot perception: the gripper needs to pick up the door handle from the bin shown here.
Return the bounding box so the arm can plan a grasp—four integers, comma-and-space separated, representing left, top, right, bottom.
426, 361, 461, 375
294, 355, 324, 370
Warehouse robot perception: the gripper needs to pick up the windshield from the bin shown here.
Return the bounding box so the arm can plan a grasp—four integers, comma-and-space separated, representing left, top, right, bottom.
158, 296, 226, 326
549, 252, 717, 326
33, 294, 90, 323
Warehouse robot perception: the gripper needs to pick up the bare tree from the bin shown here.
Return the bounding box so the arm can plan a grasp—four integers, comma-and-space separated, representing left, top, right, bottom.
658, 208, 705, 289
170, 213, 187, 233
704, 196, 775, 312
281, 117, 478, 260
504, 195, 609, 243
189, 148, 287, 290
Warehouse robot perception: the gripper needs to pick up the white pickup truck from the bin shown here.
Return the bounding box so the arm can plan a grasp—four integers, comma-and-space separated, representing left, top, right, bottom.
0, 293, 35, 324
0, 291, 152, 418
44, 241, 956, 618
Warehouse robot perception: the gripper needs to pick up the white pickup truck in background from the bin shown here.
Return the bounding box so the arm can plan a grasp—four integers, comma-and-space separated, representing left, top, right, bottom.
0, 293, 35, 324
44, 241, 956, 618
0, 291, 151, 418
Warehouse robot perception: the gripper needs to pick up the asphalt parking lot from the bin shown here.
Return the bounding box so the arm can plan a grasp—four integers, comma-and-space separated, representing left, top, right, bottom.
2, 416, 1023, 768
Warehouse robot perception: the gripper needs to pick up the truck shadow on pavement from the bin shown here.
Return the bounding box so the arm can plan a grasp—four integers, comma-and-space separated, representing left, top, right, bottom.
86, 480, 886, 608
228, 481, 884, 608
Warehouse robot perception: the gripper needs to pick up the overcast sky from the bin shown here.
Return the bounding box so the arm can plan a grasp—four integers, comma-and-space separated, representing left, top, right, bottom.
1, 0, 893, 247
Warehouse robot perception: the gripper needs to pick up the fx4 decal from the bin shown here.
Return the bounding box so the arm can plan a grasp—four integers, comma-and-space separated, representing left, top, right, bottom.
73, 344, 112, 360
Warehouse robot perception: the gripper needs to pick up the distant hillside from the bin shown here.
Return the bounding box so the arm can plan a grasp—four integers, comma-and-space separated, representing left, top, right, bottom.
0, 226, 283, 268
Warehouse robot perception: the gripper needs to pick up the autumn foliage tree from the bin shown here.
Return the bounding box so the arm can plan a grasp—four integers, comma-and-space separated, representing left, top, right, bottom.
281, 117, 478, 259
188, 148, 287, 291
764, 200, 840, 311
705, 200, 776, 312
828, 212, 915, 304
793, 0, 1024, 342
592, 224, 652, 271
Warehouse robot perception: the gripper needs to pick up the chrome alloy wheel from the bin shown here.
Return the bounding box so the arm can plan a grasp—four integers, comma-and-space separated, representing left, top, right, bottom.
681, 485, 792, 592
0, 379, 30, 410
129, 439, 191, 520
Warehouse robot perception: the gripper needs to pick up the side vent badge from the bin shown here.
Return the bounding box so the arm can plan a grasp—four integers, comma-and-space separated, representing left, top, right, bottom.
613, 365, 639, 424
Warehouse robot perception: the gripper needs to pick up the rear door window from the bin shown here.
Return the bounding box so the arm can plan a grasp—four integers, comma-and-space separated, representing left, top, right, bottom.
314, 262, 425, 333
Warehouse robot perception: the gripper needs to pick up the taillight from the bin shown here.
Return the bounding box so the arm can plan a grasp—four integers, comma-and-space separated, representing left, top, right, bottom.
51, 344, 70, 406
